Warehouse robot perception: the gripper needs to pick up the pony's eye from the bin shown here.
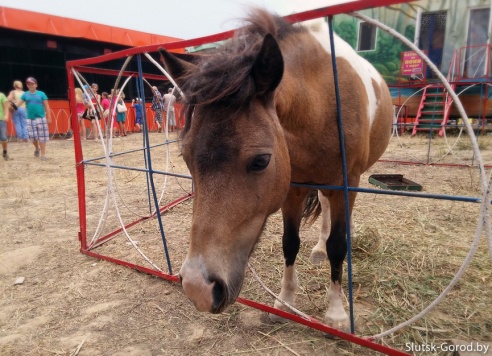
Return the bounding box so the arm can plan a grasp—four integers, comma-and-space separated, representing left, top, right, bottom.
248, 154, 271, 172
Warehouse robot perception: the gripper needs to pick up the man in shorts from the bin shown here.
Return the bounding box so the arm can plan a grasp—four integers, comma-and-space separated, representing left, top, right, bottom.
16, 77, 52, 160
0, 90, 11, 160
163, 88, 177, 132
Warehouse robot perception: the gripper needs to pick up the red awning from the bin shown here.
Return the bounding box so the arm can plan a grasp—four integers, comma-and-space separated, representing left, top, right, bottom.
0, 6, 185, 52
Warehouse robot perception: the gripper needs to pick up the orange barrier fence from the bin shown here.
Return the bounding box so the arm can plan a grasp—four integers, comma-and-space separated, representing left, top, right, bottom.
6, 99, 184, 139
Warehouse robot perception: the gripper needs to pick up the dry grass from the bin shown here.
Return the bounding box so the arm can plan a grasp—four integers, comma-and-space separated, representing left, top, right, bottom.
1, 131, 491, 355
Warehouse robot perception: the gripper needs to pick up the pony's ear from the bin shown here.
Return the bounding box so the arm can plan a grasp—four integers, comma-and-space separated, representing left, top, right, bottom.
158, 47, 195, 88
251, 34, 284, 96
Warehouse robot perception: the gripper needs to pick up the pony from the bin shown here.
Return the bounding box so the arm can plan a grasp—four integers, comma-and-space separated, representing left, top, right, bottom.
159, 9, 393, 330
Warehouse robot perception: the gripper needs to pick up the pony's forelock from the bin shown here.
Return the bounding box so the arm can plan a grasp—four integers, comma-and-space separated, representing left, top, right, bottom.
180, 9, 301, 114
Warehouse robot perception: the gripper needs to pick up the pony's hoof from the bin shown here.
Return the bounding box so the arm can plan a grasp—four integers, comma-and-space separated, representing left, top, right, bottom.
309, 250, 328, 264
269, 312, 290, 323
324, 314, 351, 333
269, 299, 295, 323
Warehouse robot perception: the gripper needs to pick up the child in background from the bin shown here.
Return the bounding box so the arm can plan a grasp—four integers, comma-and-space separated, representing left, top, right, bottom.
132, 98, 143, 132
82, 84, 99, 140
101, 92, 110, 111
115, 93, 127, 137
101, 92, 110, 132
16, 77, 52, 160
74, 87, 86, 140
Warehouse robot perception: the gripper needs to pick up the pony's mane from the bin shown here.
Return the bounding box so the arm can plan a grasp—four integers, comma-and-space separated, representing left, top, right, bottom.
181, 9, 303, 110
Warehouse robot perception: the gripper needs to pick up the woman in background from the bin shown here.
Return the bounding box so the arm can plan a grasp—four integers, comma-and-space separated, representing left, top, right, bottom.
82, 84, 100, 140
7, 80, 28, 142
115, 92, 127, 137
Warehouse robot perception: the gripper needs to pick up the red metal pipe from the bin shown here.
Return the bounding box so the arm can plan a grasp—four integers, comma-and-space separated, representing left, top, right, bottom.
81, 249, 180, 283
66, 0, 417, 68
67, 68, 88, 250
87, 194, 193, 250
80, 247, 410, 356
379, 158, 492, 169
74, 66, 167, 81
237, 297, 410, 356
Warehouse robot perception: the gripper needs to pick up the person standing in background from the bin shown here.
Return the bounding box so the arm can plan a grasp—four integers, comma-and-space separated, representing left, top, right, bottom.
82, 84, 100, 141
163, 88, 177, 132
109, 89, 119, 136
101, 92, 110, 112
151, 86, 164, 133
72, 87, 87, 140
100, 92, 111, 134
0, 90, 12, 160
16, 77, 52, 161
115, 92, 127, 137
7, 80, 28, 142
131, 98, 143, 132
91, 83, 101, 107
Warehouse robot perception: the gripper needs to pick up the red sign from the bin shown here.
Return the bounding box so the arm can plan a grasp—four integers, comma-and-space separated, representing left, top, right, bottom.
401, 51, 423, 76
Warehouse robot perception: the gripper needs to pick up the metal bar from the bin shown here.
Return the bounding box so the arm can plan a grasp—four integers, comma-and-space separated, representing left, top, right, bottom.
81, 162, 192, 180
67, 68, 88, 250
378, 158, 492, 169
137, 54, 173, 275
88, 193, 193, 249
327, 15, 355, 334
236, 297, 411, 356
82, 138, 179, 163
66, 1, 417, 68
291, 182, 483, 204
74, 66, 166, 81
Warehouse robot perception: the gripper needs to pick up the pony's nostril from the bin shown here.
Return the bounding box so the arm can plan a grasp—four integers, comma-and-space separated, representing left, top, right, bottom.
211, 278, 227, 313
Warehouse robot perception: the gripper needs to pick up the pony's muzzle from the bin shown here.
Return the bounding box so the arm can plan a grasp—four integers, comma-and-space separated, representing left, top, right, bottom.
179, 264, 227, 313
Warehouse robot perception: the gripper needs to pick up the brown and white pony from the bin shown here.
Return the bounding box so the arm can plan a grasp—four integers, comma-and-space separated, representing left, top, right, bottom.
160, 9, 393, 330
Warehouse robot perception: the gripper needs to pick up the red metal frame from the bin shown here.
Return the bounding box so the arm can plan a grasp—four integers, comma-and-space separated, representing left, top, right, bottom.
68, 2, 420, 355
87, 193, 193, 250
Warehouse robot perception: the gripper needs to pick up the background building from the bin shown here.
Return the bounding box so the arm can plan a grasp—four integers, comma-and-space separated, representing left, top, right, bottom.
333, 0, 492, 134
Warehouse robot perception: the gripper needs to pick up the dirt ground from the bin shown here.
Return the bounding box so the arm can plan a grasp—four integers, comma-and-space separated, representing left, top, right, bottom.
1, 131, 491, 356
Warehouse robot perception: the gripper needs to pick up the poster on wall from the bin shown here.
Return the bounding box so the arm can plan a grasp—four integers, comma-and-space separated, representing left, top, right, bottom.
401, 51, 424, 77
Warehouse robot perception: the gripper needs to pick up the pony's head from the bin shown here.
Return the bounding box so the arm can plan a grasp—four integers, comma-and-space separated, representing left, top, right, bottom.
161, 29, 292, 313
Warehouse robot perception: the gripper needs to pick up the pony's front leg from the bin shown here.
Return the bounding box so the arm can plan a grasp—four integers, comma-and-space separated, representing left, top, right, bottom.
324, 192, 356, 331
270, 263, 298, 323
325, 220, 350, 331
269, 189, 305, 323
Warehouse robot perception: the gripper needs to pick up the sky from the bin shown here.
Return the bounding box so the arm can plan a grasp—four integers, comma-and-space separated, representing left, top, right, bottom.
2, 0, 349, 39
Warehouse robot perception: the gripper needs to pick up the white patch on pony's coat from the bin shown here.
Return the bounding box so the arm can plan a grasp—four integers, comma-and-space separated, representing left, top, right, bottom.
302, 19, 382, 127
